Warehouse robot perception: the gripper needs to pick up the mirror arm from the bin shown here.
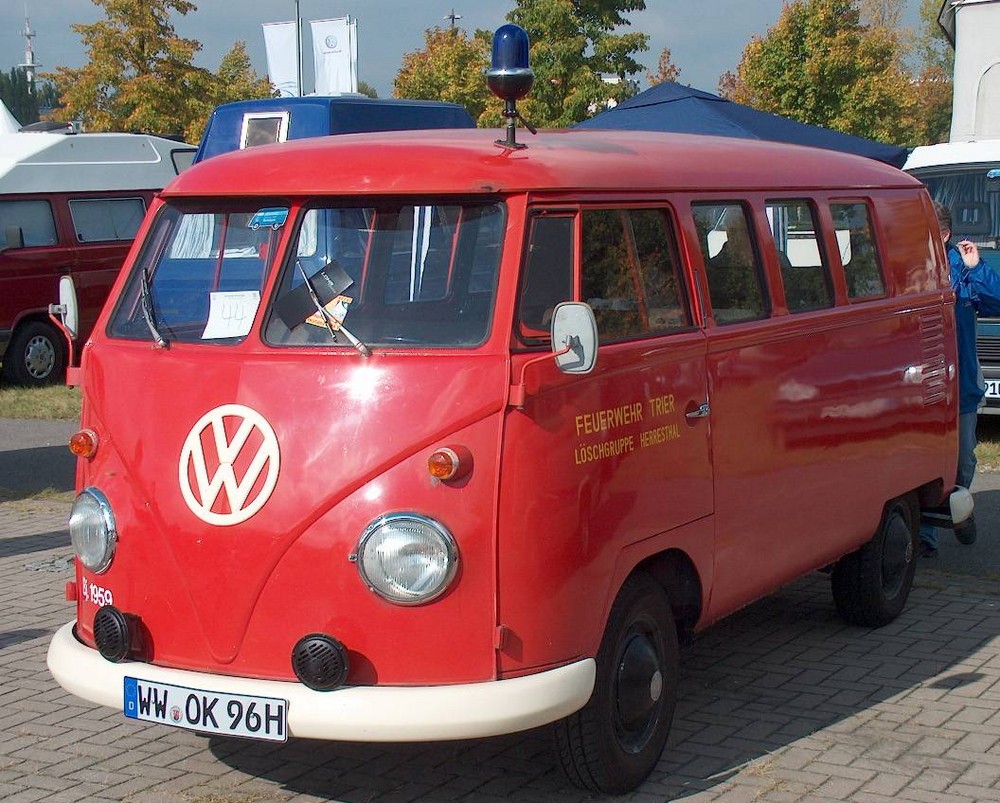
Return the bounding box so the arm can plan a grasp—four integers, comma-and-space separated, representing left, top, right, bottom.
47, 307, 77, 383
508, 344, 572, 410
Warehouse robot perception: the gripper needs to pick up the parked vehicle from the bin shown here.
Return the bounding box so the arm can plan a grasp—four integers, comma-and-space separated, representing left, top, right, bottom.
193, 96, 475, 163
48, 125, 971, 793
905, 141, 1000, 412
0, 131, 195, 385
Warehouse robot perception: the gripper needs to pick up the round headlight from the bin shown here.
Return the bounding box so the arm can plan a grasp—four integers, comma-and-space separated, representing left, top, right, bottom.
69, 488, 117, 574
354, 513, 458, 605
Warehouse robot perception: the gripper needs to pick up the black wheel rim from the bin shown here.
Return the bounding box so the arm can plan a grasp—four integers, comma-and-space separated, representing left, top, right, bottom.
614, 624, 664, 754
881, 510, 912, 600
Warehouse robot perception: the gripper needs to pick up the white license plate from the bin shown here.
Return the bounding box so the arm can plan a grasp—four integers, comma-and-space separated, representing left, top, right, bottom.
986, 379, 1000, 399
124, 677, 287, 742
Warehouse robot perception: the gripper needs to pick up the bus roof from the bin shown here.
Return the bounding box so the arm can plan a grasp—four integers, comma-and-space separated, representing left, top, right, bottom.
165, 128, 920, 199
904, 139, 1000, 172
0, 132, 195, 195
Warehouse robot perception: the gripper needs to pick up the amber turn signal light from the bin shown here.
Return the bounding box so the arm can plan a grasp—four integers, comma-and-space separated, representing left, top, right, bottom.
428, 446, 473, 482
69, 429, 99, 459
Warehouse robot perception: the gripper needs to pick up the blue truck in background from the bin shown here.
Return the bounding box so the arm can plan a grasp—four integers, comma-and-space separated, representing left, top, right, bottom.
194, 96, 476, 163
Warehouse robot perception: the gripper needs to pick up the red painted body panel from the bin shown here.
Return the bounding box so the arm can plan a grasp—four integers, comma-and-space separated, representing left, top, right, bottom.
497, 331, 713, 670
74, 343, 506, 683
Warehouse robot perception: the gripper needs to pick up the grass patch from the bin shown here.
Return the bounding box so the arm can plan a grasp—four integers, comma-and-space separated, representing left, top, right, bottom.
977, 417, 1000, 472
0, 385, 81, 420
0, 487, 74, 505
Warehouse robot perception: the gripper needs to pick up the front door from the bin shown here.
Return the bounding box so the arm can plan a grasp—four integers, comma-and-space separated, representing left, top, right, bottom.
497, 205, 714, 673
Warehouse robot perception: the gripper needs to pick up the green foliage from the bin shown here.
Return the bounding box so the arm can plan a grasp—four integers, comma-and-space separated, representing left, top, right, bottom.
912, 0, 952, 143
49, 0, 273, 143
508, 0, 647, 127
394, 27, 499, 123
393, 0, 648, 128
723, 0, 922, 145
357, 80, 379, 99
0, 69, 52, 125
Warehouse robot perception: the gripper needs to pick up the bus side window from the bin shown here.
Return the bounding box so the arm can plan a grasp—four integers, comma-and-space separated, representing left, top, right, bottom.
516, 215, 574, 344
0, 199, 58, 248
765, 199, 834, 312
831, 202, 885, 300
692, 202, 768, 323
581, 208, 691, 341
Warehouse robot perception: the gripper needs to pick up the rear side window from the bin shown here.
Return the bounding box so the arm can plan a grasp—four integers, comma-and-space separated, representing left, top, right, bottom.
582, 208, 691, 342
0, 199, 57, 248
831, 202, 885, 299
766, 199, 834, 312
69, 197, 146, 243
693, 203, 768, 323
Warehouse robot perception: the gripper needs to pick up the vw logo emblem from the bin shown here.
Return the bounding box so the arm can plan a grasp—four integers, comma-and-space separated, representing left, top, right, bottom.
179, 404, 280, 526
325, 34, 338, 49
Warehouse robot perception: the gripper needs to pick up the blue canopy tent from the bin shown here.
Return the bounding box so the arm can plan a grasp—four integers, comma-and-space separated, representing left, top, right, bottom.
575, 81, 909, 169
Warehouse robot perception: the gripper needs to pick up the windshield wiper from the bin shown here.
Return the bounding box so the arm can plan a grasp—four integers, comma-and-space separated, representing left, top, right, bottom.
139, 266, 168, 349
295, 262, 370, 358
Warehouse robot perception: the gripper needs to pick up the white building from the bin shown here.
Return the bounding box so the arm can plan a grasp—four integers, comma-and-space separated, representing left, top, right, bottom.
939, 0, 1000, 141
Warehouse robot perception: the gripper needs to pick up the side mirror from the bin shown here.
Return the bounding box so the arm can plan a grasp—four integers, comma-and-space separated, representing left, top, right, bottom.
49, 275, 79, 339
551, 301, 598, 374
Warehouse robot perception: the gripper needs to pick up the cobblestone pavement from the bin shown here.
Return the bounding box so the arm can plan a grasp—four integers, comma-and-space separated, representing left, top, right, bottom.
4, 432, 1000, 801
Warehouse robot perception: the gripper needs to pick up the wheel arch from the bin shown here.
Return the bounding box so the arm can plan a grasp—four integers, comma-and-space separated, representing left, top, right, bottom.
626, 549, 703, 645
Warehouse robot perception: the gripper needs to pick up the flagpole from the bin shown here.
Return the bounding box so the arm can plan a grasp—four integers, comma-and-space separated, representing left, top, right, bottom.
295, 0, 303, 97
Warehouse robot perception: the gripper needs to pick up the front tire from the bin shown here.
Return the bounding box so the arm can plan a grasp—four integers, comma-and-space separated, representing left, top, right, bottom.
831, 495, 917, 627
1, 320, 67, 387
553, 572, 678, 794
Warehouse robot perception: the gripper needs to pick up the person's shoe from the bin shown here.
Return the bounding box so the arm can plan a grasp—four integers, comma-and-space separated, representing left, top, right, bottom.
921, 543, 939, 559
955, 514, 977, 546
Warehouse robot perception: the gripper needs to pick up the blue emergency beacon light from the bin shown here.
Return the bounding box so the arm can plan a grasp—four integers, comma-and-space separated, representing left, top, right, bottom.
486, 24, 536, 149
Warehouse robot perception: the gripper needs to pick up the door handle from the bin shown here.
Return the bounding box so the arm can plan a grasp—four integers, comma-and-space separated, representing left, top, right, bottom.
685, 402, 710, 419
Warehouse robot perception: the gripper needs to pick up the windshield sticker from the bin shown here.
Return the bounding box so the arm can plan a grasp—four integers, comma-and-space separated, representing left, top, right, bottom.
306, 295, 353, 329
249, 207, 289, 230
201, 291, 261, 340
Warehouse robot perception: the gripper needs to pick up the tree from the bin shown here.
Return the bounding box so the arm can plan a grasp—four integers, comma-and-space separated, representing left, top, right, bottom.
49, 0, 272, 143
392, 0, 649, 128
357, 80, 379, 99
911, 0, 953, 143
0, 69, 37, 125
721, 0, 921, 145
394, 27, 498, 123
646, 47, 681, 86
508, 0, 648, 127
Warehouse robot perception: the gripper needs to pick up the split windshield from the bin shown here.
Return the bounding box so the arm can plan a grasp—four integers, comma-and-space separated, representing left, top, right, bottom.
108, 199, 505, 348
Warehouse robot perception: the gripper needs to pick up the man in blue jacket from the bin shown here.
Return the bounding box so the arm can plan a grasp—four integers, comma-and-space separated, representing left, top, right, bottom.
921, 201, 1000, 557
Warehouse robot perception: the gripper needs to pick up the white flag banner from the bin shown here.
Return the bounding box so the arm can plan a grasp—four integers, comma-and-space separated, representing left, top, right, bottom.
311, 17, 357, 94
262, 21, 300, 98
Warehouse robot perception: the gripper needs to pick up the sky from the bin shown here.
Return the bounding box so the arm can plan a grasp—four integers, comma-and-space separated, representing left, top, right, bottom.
0, 1, 925, 104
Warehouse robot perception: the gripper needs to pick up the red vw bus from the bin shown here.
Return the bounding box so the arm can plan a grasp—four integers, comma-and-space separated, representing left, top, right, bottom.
48, 126, 969, 793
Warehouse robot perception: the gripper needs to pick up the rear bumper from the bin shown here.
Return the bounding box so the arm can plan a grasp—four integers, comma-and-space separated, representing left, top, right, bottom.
47, 622, 596, 741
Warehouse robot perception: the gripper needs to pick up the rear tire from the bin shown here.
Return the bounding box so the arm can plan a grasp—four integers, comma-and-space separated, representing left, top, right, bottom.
1, 320, 67, 387
553, 572, 678, 794
831, 496, 917, 627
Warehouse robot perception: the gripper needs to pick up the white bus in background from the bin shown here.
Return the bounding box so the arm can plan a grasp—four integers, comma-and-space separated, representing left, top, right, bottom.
905, 140, 1000, 414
